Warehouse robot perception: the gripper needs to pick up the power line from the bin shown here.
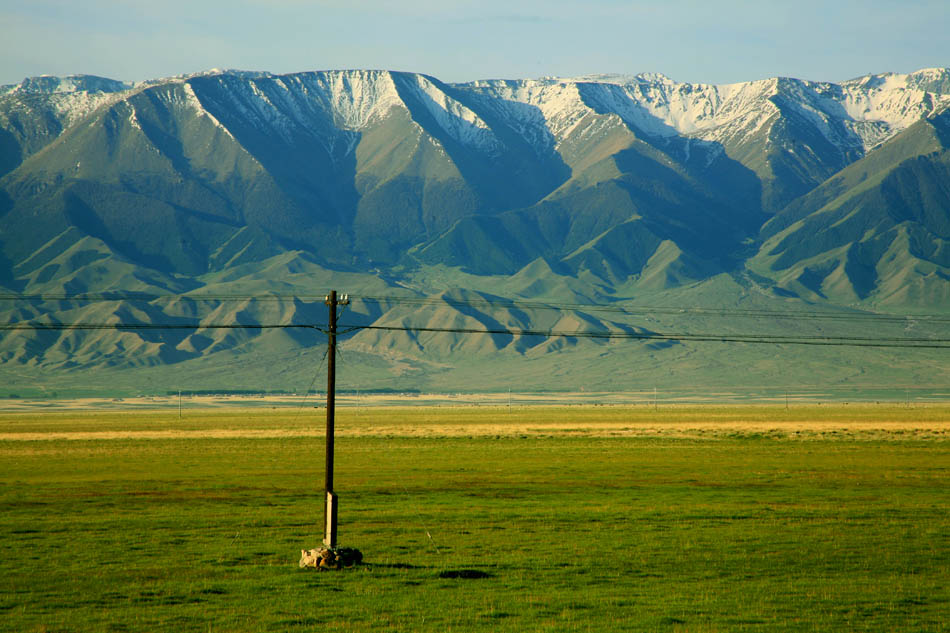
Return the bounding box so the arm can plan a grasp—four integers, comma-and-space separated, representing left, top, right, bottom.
2, 320, 949, 347
340, 323, 950, 349
3, 290, 949, 348
0, 293, 329, 302
0, 323, 326, 331
3, 292, 949, 324
354, 295, 950, 324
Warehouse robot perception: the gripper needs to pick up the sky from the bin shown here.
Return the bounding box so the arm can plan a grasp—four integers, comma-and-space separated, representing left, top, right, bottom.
2, 0, 949, 86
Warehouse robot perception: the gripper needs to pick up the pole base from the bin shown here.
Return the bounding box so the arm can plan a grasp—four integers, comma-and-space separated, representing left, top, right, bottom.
299, 546, 363, 570
323, 490, 338, 549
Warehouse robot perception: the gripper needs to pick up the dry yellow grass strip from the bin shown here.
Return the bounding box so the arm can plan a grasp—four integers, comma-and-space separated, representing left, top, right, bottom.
0, 429, 325, 441
1, 404, 948, 440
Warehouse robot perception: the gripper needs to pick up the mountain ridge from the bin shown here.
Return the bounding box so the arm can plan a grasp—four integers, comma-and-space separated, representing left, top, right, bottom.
1, 67, 948, 395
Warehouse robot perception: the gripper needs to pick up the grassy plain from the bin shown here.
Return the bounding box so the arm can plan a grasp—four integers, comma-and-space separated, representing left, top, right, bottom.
1, 405, 948, 632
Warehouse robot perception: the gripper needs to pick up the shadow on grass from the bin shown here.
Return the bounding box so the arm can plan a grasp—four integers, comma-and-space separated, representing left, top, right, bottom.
437, 569, 493, 579
345, 562, 494, 579
363, 562, 428, 570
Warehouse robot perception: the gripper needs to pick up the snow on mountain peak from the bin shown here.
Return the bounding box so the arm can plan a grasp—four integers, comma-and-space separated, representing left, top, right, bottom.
460, 68, 950, 154
162, 70, 503, 157
1, 74, 132, 95
460, 78, 590, 146
280, 70, 402, 130
563, 72, 676, 85
404, 74, 501, 153
634, 72, 676, 84
6, 66, 949, 167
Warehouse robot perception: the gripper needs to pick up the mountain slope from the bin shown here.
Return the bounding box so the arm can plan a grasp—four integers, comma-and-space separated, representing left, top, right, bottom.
0, 67, 948, 394
750, 109, 950, 306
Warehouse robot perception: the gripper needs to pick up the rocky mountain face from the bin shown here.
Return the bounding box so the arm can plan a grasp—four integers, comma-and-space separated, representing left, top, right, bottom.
0, 68, 948, 391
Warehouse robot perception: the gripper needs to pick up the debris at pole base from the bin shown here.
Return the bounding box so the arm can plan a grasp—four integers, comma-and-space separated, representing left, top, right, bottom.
299, 546, 363, 570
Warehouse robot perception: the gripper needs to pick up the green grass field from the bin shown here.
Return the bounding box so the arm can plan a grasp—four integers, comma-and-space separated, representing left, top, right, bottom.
1, 406, 948, 632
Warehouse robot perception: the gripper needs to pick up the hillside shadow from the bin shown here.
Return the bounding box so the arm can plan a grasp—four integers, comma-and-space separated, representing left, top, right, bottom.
0, 128, 22, 178
390, 73, 571, 213
575, 81, 764, 225
186, 75, 361, 255
0, 186, 12, 221
929, 109, 950, 146
0, 188, 20, 288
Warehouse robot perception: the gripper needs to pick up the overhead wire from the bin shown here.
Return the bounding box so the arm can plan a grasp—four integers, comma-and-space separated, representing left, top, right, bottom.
2, 292, 949, 348
338, 323, 950, 349
0, 323, 327, 332
353, 295, 950, 324
292, 345, 330, 423
3, 292, 949, 324
0, 293, 332, 303
2, 321, 949, 348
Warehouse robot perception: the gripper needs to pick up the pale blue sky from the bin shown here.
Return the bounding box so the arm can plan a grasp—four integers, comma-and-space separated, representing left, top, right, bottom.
2, 0, 949, 86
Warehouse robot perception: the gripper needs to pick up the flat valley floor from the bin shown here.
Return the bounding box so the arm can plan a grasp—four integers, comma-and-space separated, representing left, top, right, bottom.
1, 405, 947, 631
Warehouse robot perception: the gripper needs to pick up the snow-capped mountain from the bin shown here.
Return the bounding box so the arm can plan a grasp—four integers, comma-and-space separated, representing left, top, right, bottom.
0, 67, 948, 384
5, 67, 948, 213
7, 67, 949, 158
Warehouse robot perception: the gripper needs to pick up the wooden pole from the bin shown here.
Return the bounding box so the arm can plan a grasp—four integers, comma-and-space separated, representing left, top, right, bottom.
324, 290, 339, 549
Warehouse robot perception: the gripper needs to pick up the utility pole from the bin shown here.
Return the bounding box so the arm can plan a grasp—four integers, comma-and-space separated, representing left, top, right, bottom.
324, 290, 348, 549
